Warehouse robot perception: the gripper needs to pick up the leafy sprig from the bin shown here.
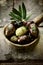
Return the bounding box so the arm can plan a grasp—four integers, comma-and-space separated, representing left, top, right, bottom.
9, 2, 31, 21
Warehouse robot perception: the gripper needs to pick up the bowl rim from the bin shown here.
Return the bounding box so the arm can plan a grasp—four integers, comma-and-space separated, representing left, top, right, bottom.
3, 23, 39, 47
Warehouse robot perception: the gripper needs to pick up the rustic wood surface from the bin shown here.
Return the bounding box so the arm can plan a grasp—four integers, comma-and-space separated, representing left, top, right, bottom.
0, 0, 43, 64
0, 27, 43, 64
0, 27, 43, 61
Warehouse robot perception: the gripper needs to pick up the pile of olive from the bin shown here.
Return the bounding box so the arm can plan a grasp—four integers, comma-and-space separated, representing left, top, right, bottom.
4, 21, 38, 44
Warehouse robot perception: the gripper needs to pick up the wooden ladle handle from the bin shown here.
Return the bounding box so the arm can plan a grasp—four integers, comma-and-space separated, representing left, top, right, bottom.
33, 13, 43, 26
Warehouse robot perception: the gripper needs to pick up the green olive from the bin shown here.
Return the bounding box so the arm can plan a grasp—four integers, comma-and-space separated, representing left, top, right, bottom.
16, 26, 27, 36
30, 23, 38, 37
11, 36, 18, 42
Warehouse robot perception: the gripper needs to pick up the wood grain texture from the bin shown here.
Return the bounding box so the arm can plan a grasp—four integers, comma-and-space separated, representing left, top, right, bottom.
0, 0, 43, 64
0, 27, 43, 61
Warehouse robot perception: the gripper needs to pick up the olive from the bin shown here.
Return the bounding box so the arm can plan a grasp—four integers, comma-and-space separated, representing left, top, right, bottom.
18, 35, 30, 44
16, 26, 27, 36
11, 36, 18, 42
16, 21, 23, 27
11, 21, 23, 28
23, 22, 27, 26
29, 23, 38, 37
4, 24, 15, 36
26, 22, 30, 26
18, 35, 27, 42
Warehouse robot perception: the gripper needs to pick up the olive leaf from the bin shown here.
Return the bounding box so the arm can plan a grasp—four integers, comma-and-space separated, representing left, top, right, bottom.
12, 8, 21, 17
9, 2, 32, 22
22, 2, 26, 19
9, 12, 21, 21
19, 5, 22, 17
25, 14, 32, 21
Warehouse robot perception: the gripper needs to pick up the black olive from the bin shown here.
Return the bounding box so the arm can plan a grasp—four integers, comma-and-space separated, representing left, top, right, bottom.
17, 21, 23, 27
11, 21, 23, 28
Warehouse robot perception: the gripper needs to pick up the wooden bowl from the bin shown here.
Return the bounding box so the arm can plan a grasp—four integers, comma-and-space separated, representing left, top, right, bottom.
3, 23, 39, 50
3, 14, 43, 50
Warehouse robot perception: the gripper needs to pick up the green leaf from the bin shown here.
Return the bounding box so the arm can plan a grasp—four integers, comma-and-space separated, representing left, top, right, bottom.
9, 12, 21, 21
10, 18, 19, 21
25, 14, 32, 21
9, 2, 32, 22
10, 18, 15, 20
10, 18, 16, 20
22, 2, 26, 19
19, 5, 21, 13
9, 12, 16, 19
19, 5, 22, 17
12, 8, 21, 17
